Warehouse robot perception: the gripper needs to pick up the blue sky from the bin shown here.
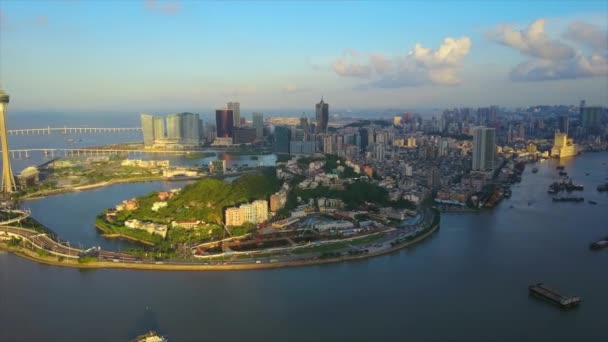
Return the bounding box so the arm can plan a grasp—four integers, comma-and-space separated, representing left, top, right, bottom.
0, 0, 606, 113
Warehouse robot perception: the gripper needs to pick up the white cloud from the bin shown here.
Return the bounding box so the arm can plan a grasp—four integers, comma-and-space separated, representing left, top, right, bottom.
563, 21, 608, 53
489, 19, 574, 60
335, 36, 472, 88
491, 18, 608, 82
510, 53, 608, 81
332, 50, 372, 78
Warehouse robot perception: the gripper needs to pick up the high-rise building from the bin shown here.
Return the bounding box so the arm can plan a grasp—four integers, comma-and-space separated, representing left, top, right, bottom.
472, 126, 496, 172
140, 114, 155, 147
558, 116, 569, 136
0, 87, 16, 193
227, 102, 241, 128
551, 131, 577, 158
300, 115, 311, 136
154, 116, 166, 140
274, 126, 291, 154
233, 128, 257, 144
323, 135, 335, 154
225, 200, 269, 226
180, 112, 200, 146
166, 113, 182, 141
581, 107, 602, 129
359, 128, 368, 151
315, 97, 329, 133
252, 112, 264, 138
215, 109, 234, 138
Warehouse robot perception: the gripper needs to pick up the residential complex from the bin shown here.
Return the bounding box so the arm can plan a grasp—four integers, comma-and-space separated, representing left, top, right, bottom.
225, 200, 269, 226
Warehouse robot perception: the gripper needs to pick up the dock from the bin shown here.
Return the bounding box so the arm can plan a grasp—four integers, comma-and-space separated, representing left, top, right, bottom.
529, 283, 581, 308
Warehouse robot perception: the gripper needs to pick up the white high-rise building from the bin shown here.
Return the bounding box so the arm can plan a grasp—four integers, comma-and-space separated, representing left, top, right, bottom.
224, 200, 269, 226
472, 126, 496, 172
252, 200, 268, 223
227, 102, 241, 128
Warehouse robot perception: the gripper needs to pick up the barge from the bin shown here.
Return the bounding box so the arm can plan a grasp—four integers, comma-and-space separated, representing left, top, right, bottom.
529, 283, 580, 308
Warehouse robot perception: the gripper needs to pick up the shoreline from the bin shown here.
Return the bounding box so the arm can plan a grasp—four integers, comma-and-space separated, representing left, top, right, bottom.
0, 222, 439, 272
95, 225, 156, 246
19, 177, 168, 201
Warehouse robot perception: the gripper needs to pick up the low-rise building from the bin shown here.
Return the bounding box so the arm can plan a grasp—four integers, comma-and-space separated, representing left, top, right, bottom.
151, 201, 168, 212
124, 219, 168, 238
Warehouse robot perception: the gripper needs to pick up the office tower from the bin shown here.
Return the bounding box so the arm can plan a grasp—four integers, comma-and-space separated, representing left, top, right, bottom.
198, 119, 204, 143
315, 97, 329, 133
215, 109, 234, 138
472, 126, 496, 172
581, 107, 602, 129
252, 112, 264, 138
178, 112, 200, 146
274, 126, 291, 154
140, 114, 155, 147
227, 102, 240, 128
166, 113, 182, 141
359, 128, 368, 151
557, 115, 569, 136
0, 87, 16, 193
233, 128, 257, 144
579, 100, 586, 116
551, 131, 577, 158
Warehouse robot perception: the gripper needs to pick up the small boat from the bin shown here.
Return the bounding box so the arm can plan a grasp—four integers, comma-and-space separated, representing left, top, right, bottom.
130, 331, 168, 342
588, 200, 597, 205
585, 173, 590, 176
532, 168, 539, 173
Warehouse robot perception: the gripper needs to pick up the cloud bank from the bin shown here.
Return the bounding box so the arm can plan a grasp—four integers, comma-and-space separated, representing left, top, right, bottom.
333, 37, 472, 88
489, 18, 607, 81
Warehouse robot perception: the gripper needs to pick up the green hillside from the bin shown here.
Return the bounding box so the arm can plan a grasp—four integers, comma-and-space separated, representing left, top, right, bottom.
115, 167, 280, 225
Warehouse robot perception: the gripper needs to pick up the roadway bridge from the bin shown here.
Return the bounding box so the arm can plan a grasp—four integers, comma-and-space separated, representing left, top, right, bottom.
0, 209, 31, 225
7, 127, 141, 135
2, 148, 205, 159
0, 226, 83, 259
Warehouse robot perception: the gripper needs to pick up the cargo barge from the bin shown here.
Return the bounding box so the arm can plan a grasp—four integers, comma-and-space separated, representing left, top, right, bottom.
590, 237, 608, 250
529, 283, 580, 308
552, 197, 584, 203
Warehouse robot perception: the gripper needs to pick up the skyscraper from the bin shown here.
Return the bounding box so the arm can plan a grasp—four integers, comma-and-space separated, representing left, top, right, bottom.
581, 107, 602, 129
252, 112, 264, 138
472, 126, 496, 172
0, 87, 16, 193
179, 112, 200, 146
227, 102, 240, 128
153, 116, 166, 141
274, 126, 291, 154
216, 109, 234, 138
140, 114, 155, 147
558, 115, 569, 136
315, 97, 329, 133
166, 113, 182, 141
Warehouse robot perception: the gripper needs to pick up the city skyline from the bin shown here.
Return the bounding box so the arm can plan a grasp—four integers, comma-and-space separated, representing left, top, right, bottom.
0, 1, 606, 113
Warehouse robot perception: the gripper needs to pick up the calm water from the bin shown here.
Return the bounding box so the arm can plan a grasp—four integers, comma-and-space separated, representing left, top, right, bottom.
1, 152, 607, 341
